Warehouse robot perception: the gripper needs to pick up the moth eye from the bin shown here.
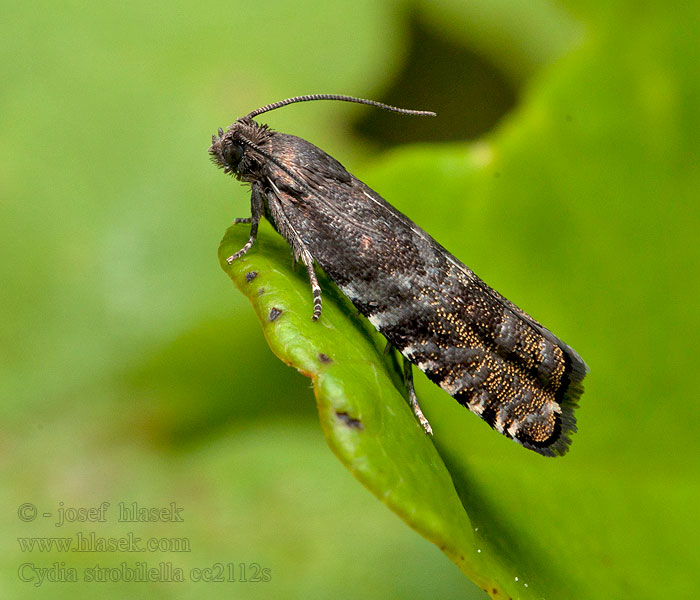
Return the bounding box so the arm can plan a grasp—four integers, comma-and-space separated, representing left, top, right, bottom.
222, 143, 244, 167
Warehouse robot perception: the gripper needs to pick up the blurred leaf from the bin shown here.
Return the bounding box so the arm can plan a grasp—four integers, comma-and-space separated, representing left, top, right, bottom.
119, 315, 318, 446
417, 0, 582, 84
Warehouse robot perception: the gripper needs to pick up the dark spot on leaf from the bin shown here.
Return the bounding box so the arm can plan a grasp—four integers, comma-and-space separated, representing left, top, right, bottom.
492, 589, 498, 595
318, 353, 332, 363
268, 307, 282, 321
245, 271, 258, 282
335, 411, 363, 430
257, 288, 265, 296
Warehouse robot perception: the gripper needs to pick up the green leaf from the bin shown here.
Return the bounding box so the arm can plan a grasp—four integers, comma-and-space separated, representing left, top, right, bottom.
220, 223, 533, 598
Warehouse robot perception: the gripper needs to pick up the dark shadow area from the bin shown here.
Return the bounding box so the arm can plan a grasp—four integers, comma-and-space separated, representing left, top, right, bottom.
353, 11, 518, 146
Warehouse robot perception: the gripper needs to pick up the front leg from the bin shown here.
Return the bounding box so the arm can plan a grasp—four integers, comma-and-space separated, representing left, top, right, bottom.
226, 188, 264, 264
265, 187, 323, 321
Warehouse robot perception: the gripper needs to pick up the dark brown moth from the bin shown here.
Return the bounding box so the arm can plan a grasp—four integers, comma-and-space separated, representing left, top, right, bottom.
210, 94, 588, 456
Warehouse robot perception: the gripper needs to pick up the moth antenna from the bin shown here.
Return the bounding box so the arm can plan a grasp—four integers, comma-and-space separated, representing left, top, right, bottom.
243, 94, 436, 120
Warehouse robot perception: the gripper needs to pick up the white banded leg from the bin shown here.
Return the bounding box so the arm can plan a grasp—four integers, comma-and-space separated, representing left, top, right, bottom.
265, 185, 323, 321
300, 250, 322, 321
403, 357, 433, 435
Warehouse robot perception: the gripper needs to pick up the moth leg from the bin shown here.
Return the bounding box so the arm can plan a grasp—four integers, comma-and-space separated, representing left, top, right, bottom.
265, 185, 323, 321
227, 190, 264, 264
404, 357, 433, 435
234, 217, 251, 224
300, 250, 322, 321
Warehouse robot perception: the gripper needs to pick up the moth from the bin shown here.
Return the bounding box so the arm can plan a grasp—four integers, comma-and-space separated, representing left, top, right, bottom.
210, 94, 588, 456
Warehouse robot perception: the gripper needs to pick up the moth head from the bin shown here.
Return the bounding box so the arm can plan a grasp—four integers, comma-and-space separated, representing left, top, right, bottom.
209, 126, 245, 177
209, 119, 270, 182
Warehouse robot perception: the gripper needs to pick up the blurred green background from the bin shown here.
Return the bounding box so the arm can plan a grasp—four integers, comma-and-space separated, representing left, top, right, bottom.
2, 0, 698, 598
